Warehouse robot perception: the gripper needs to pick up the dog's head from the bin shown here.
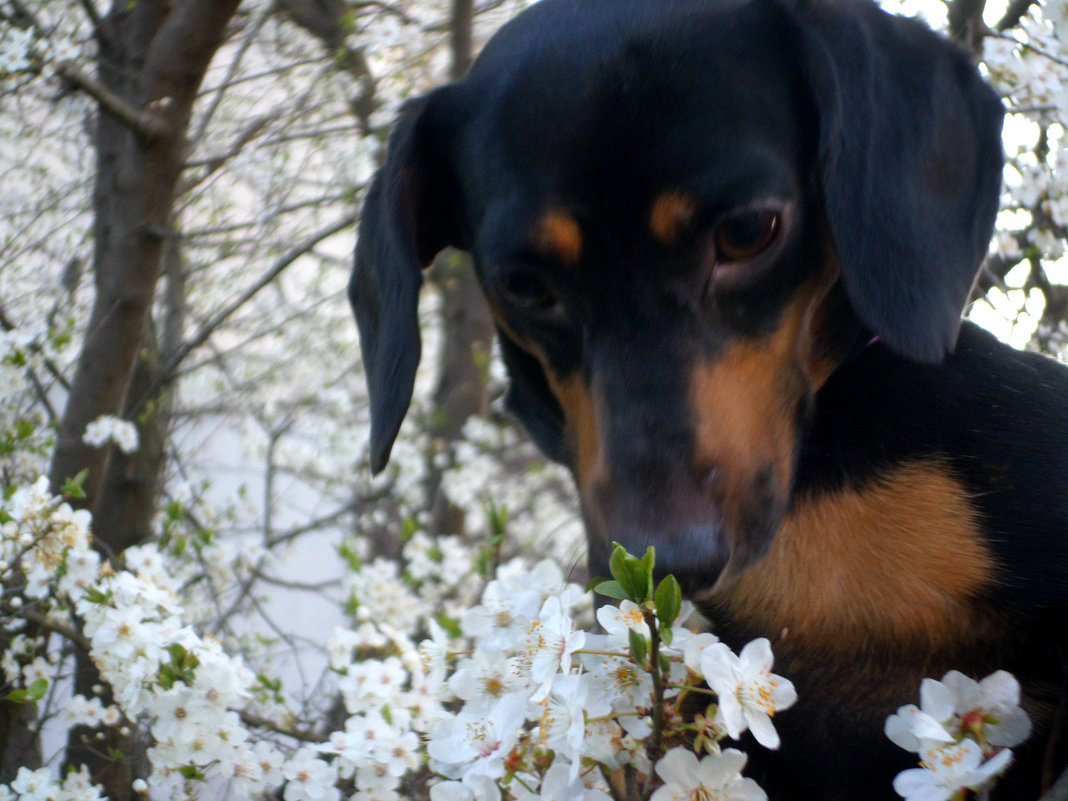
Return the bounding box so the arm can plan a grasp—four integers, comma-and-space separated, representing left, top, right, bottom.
350, 0, 1003, 587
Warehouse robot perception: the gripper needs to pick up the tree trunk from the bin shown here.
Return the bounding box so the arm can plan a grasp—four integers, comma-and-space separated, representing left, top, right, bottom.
38, 1, 240, 794
425, 0, 494, 536
49, 0, 239, 517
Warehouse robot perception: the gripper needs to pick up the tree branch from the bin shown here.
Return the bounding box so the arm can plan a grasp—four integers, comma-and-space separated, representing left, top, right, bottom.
1040, 765, 1068, 801
131, 212, 356, 414
996, 0, 1037, 31
76, 0, 104, 35
20, 608, 91, 653
54, 62, 170, 140
237, 710, 324, 744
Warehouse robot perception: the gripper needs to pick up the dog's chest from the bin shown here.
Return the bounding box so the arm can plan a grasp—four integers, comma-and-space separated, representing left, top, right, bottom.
705, 459, 997, 651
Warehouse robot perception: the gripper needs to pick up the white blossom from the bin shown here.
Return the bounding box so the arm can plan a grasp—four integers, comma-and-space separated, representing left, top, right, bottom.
650, 748, 766, 801
83, 414, 139, 454
893, 739, 1012, 801
699, 639, 797, 749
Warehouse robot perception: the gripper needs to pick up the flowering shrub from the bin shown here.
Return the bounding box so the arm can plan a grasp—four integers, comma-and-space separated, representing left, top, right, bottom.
422, 544, 799, 801
2, 481, 803, 801
0, 473, 1033, 801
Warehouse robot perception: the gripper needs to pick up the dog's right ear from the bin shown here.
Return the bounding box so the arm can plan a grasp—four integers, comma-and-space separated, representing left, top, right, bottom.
351, 92, 459, 473
792, 0, 1004, 364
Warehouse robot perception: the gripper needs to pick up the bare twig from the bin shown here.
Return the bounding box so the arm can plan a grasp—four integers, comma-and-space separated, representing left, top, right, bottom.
53, 62, 171, 139
237, 710, 324, 744
132, 212, 356, 414
996, 0, 1037, 31
20, 608, 91, 653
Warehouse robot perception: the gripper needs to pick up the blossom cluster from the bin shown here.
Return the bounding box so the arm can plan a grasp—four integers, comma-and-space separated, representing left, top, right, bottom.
886, 671, 1031, 801
0, 463, 1038, 801
0, 476, 289, 799
423, 547, 797, 801
82, 414, 140, 455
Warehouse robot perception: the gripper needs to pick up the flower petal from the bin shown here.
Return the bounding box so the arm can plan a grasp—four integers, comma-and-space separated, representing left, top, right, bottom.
919, 679, 955, 724
746, 710, 781, 750
893, 768, 952, 801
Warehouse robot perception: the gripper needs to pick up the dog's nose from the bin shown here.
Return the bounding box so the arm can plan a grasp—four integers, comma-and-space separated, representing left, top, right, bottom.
609, 522, 731, 589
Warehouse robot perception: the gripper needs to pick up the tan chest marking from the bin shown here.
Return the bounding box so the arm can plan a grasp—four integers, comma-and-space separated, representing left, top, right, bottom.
718, 461, 996, 649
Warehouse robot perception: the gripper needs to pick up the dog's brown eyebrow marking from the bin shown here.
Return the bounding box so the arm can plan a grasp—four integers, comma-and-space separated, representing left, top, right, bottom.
650, 191, 696, 245
533, 210, 582, 265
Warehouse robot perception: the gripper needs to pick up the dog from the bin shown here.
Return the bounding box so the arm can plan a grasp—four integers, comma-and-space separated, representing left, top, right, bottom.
349, 0, 1068, 797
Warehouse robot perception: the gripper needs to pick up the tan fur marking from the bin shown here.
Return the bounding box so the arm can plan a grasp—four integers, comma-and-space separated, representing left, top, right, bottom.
649, 191, 696, 245
690, 294, 811, 497
534, 211, 582, 264
546, 373, 604, 488
689, 260, 840, 497
486, 300, 601, 486
721, 461, 995, 648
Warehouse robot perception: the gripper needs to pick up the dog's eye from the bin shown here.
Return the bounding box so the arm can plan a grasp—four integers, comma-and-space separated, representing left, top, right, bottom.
500, 270, 557, 311
713, 209, 780, 262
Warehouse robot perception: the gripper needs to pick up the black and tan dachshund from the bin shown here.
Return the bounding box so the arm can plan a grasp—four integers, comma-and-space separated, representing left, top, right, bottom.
349, 0, 1068, 796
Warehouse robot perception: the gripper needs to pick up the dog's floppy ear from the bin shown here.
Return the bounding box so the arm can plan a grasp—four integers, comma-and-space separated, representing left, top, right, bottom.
351, 92, 458, 472
796, 0, 1004, 363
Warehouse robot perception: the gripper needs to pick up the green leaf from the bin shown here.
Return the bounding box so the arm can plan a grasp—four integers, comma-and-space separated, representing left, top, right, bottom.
83, 587, 112, 605
628, 628, 648, 666
256, 673, 282, 692
435, 612, 462, 639
6, 678, 49, 704
609, 544, 649, 603
60, 469, 88, 500
608, 544, 629, 584
158, 666, 176, 691
15, 418, 34, 441
178, 765, 204, 781
655, 575, 682, 631
639, 546, 655, 576
25, 678, 48, 701
591, 580, 628, 601
585, 575, 609, 593
165, 499, 184, 521
487, 502, 508, 542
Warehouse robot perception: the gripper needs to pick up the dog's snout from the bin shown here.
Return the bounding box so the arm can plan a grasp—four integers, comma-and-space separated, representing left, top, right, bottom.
612, 523, 731, 587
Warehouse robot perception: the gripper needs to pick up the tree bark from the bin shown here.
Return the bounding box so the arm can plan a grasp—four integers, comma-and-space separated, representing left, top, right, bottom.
38, 1, 241, 795
425, 0, 493, 536
49, 0, 240, 517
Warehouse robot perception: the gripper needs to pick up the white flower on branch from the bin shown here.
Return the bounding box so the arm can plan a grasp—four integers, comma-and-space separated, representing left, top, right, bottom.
83, 414, 139, 454
893, 739, 1012, 801
885, 671, 1031, 754
520, 588, 586, 703
427, 691, 528, 783
698, 638, 798, 750
650, 748, 767, 801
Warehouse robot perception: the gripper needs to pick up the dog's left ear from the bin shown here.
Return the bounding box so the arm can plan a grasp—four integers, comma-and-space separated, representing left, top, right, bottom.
351, 91, 460, 472
795, 0, 1004, 363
